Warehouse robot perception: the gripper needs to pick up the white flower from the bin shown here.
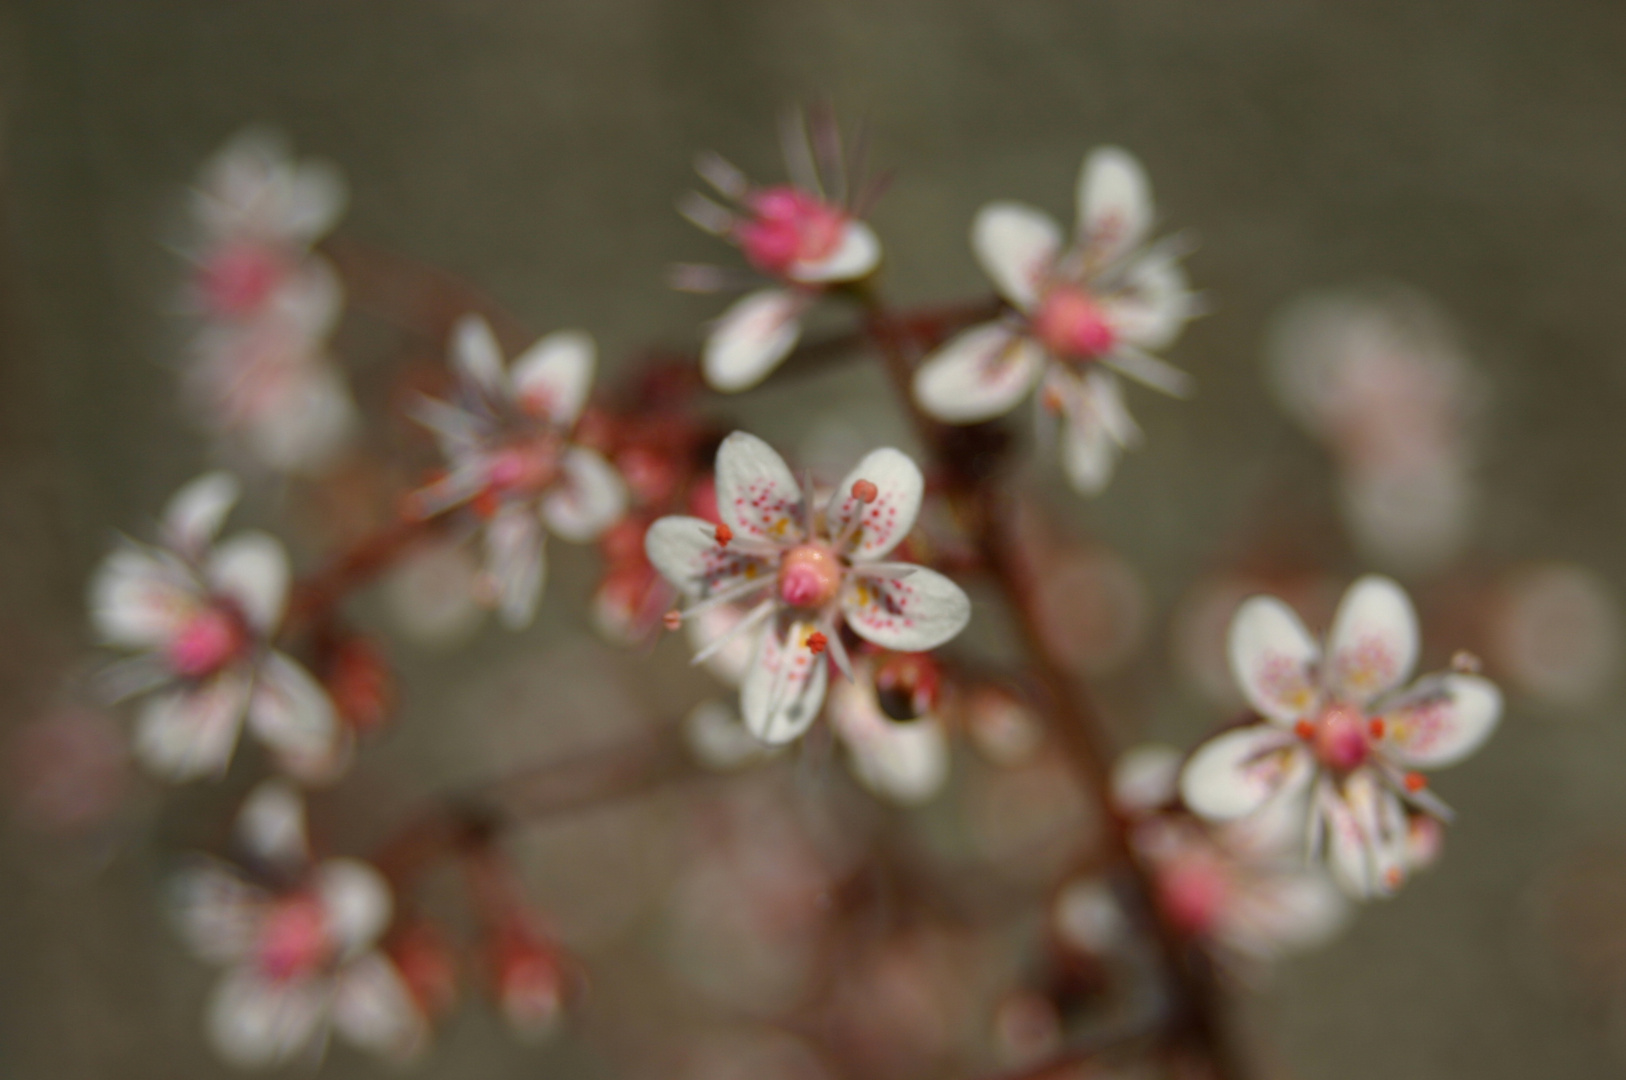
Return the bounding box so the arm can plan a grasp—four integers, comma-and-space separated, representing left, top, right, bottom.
827, 656, 950, 805
675, 111, 883, 393
171, 780, 423, 1067
645, 432, 971, 745
912, 148, 1198, 495
88, 472, 339, 782
408, 315, 627, 629
1179, 575, 1503, 898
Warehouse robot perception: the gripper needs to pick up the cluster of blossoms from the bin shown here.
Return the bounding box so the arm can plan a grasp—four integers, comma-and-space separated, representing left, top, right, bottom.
183, 132, 356, 474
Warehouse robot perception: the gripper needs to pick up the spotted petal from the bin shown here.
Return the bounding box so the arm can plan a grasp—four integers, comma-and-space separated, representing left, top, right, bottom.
714, 430, 806, 547
1077, 147, 1152, 267
841, 565, 971, 652
1326, 575, 1418, 706
972, 202, 1061, 310
1381, 673, 1501, 769
912, 322, 1045, 423
1102, 250, 1195, 352
89, 545, 201, 649
247, 652, 338, 774
484, 504, 546, 629
741, 618, 830, 745
209, 532, 289, 635
644, 514, 775, 602
543, 447, 626, 543
1228, 595, 1321, 726
790, 219, 880, 284
702, 288, 809, 393
1318, 771, 1410, 899
135, 669, 252, 781
1179, 724, 1305, 821
511, 330, 595, 427
207, 969, 328, 1068
163, 472, 241, 555
826, 447, 923, 562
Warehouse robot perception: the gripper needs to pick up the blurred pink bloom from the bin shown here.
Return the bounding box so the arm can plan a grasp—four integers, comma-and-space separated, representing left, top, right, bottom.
1180, 575, 1501, 898
170, 781, 423, 1067
675, 112, 883, 392
88, 473, 339, 782
913, 148, 1197, 495
646, 432, 970, 744
409, 315, 628, 629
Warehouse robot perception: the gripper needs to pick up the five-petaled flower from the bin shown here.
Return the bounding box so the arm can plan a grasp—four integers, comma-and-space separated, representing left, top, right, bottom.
645, 431, 971, 745
88, 472, 339, 782
171, 780, 423, 1067
408, 314, 628, 629
912, 147, 1198, 495
674, 110, 883, 392
1179, 575, 1502, 899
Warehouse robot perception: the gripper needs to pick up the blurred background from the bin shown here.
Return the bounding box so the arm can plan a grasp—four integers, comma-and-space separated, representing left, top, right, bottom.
4, 2, 1626, 1078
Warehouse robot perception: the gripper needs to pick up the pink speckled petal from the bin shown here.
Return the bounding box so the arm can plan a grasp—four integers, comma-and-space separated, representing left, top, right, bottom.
840, 564, 970, 652
1227, 595, 1321, 726
702, 288, 808, 393
511, 330, 595, 427
1077, 147, 1152, 267
644, 514, 776, 602
972, 202, 1061, 310
1325, 575, 1418, 707
1179, 724, 1304, 821
1381, 673, 1501, 769
714, 430, 807, 547
1318, 770, 1410, 899
912, 322, 1045, 424
740, 618, 830, 745
826, 447, 923, 561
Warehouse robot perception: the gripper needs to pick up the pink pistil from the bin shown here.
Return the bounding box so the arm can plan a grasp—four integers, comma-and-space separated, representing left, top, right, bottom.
1033, 285, 1117, 359
1312, 704, 1371, 772
735, 186, 848, 277
485, 443, 558, 497
777, 544, 843, 610
258, 896, 332, 982
199, 243, 286, 318
167, 606, 248, 679
1158, 859, 1230, 938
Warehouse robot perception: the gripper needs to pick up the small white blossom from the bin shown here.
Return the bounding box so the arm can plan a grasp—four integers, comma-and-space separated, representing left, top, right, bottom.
646, 432, 970, 745
826, 656, 950, 805
1179, 575, 1502, 898
408, 315, 627, 629
912, 148, 1197, 495
88, 473, 339, 782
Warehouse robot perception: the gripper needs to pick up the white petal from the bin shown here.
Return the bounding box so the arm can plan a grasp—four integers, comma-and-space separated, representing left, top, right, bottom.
242, 362, 356, 475
685, 698, 776, 768
170, 860, 269, 964
1227, 595, 1321, 726
208, 532, 289, 634
247, 653, 338, 773
790, 219, 880, 283
971, 202, 1061, 310
826, 447, 923, 561
542, 447, 626, 543
686, 600, 768, 686
912, 323, 1044, 423
1326, 575, 1419, 706
89, 545, 201, 649
332, 954, 424, 1061
829, 678, 949, 804
162, 472, 241, 554
135, 671, 252, 781
511, 330, 595, 427
483, 504, 546, 629
267, 258, 343, 340
714, 430, 807, 546
207, 969, 329, 1068
1381, 673, 1502, 769
1054, 369, 1139, 497
1319, 771, 1410, 899
235, 778, 308, 867
841, 564, 971, 652
1102, 250, 1194, 351
283, 160, 347, 242
740, 619, 830, 745
1101, 343, 1194, 398
1178, 725, 1304, 821
702, 288, 807, 393
315, 858, 393, 956
451, 314, 507, 398
1078, 147, 1152, 266
644, 514, 776, 602
1110, 743, 1183, 814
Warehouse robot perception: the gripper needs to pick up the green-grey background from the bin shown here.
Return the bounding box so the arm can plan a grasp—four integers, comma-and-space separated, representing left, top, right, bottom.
3, 2, 1625, 1078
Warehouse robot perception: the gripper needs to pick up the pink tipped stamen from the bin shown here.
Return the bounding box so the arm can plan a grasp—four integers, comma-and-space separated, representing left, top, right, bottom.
1033, 285, 1118, 360
167, 606, 248, 679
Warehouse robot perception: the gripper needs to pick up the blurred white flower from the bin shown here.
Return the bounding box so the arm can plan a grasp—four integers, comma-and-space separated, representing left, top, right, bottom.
170, 780, 423, 1067
646, 432, 970, 745
826, 655, 950, 805
1491, 562, 1623, 708
408, 315, 627, 629
1180, 575, 1501, 898
913, 147, 1198, 495
88, 472, 339, 782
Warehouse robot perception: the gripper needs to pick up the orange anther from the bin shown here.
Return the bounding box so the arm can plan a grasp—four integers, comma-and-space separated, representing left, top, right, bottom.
1403, 772, 1427, 793
1294, 720, 1315, 741
1384, 867, 1404, 890
662, 609, 683, 631
851, 479, 879, 504
806, 631, 828, 655
1368, 718, 1386, 740
1451, 650, 1482, 674
471, 490, 501, 520
715, 523, 733, 546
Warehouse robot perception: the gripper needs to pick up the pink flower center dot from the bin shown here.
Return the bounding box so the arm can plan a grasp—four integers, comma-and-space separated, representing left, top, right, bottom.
736, 186, 848, 277
1033, 285, 1117, 359
777, 544, 843, 610
1311, 704, 1372, 772
167, 606, 248, 679
199, 243, 285, 318
258, 896, 332, 982
485, 441, 559, 498
1159, 859, 1230, 938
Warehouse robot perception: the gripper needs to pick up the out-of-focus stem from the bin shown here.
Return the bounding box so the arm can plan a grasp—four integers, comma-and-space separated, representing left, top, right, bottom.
283, 511, 448, 631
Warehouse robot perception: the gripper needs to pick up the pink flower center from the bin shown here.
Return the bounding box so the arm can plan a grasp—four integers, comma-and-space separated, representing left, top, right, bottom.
199, 242, 286, 318
1309, 704, 1371, 772
485, 439, 560, 498
777, 543, 843, 610
1033, 285, 1117, 359
1158, 858, 1231, 938
735, 186, 848, 277
257, 895, 332, 982
167, 606, 248, 679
